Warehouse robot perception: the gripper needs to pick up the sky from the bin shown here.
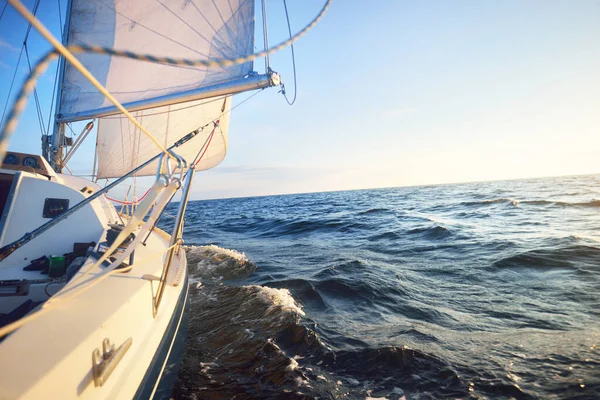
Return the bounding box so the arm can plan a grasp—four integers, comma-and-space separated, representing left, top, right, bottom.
1, 0, 599, 200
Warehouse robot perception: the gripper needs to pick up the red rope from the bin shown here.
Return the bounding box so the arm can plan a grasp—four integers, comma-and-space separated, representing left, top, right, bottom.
193, 122, 218, 167
105, 186, 151, 205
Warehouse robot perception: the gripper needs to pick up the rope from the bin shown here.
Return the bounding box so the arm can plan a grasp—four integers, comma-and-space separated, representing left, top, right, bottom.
1, 0, 330, 162
0, 178, 178, 338
38, 0, 330, 71
105, 186, 152, 205
280, 0, 298, 105
193, 124, 217, 167
61, 179, 173, 290
3, 0, 172, 162
0, 0, 331, 339
1, 0, 329, 148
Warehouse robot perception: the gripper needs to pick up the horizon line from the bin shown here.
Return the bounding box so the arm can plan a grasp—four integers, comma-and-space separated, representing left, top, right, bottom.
188, 171, 600, 202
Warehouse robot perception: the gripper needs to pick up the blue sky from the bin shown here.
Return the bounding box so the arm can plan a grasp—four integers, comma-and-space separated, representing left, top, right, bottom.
1, 0, 599, 199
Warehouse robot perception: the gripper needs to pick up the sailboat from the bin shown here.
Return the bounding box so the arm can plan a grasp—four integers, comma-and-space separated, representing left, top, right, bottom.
0, 0, 328, 397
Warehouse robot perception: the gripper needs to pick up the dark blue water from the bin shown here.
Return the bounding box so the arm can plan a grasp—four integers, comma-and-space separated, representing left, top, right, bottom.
164, 174, 600, 399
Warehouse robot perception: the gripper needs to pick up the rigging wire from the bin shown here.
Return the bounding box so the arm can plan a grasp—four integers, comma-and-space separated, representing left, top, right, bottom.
66, 122, 76, 137
56, 0, 62, 32
3, 0, 174, 163
1, 0, 331, 162
280, 0, 298, 105
1, 46, 25, 129
13, 0, 330, 70
261, 0, 270, 71
0, 0, 40, 128
24, 44, 47, 136
44, 0, 64, 137
0, 0, 330, 338
0, 1, 8, 24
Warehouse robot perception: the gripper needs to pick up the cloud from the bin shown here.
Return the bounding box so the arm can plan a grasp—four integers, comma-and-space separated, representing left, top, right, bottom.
382, 107, 418, 118
0, 39, 18, 52
208, 164, 337, 179
0, 60, 9, 70
189, 164, 345, 200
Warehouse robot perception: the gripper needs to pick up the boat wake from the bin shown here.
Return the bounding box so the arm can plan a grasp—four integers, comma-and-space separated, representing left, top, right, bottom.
173, 246, 475, 399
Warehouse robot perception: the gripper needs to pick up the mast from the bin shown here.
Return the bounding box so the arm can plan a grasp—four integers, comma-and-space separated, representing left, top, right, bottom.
46, 0, 73, 172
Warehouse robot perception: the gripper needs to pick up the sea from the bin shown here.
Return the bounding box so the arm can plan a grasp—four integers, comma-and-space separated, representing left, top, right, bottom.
159, 174, 600, 400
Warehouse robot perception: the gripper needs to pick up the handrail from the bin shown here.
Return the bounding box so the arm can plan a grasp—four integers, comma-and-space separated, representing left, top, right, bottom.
152, 165, 195, 317
0, 174, 177, 338
0, 129, 202, 262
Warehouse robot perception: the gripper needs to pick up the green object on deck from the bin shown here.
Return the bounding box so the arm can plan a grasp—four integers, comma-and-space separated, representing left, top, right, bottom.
49, 256, 66, 278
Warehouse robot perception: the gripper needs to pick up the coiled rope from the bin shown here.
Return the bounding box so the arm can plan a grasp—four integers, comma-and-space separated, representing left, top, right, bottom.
0, 0, 332, 163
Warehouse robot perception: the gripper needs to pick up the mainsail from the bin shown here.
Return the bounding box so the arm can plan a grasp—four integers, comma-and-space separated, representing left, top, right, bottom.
55, 0, 263, 177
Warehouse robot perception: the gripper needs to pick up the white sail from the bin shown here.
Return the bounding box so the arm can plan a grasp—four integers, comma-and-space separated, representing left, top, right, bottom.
96, 96, 230, 179
58, 0, 255, 121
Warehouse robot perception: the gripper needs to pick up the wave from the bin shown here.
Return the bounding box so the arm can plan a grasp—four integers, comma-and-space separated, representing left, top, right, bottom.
185, 245, 255, 282
367, 231, 402, 241
177, 284, 465, 399
358, 208, 393, 215
255, 285, 306, 316
459, 198, 600, 209
459, 198, 520, 207
176, 246, 546, 399
232, 217, 370, 238
174, 285, 309, 399
523, 199, 600, 208
490, 244, 600, 273
406, 225, 452, 240
265, 279, 328, 311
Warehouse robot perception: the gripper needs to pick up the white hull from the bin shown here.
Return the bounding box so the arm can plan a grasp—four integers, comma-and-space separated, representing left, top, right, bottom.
0, 157, 189, 399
